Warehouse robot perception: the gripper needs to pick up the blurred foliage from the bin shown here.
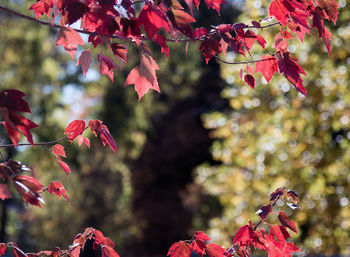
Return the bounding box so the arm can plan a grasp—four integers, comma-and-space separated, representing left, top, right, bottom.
196, 0, 350, 255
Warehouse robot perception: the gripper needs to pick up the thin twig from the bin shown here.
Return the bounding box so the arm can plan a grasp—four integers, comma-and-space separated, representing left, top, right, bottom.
0, 137, 68, 148
215, 55, 276, 65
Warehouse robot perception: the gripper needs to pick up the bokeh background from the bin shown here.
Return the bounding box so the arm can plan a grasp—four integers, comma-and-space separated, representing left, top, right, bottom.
0, 0, 349, 256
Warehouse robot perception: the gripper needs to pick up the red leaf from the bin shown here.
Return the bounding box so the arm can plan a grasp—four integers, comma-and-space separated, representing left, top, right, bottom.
65, 120, 86, 142
256, 204, 272, 221
317, 0, 339, 24
167, 241, 190, 257
190, 241, 206, 257
88, 120, 117, 154
138, 4, 169, 40
270, 188, 285, 203
278, 211, 297, 233
101, 246, 120, 257
111, 43, 128, 63
29, 0, 53, 19
0, 184, 12, 200
244, 74, 255, 89
168, 9, 196, 38
322, 27, 332, 56
287, 190, 299, 204
12, 175, 44, 207
265, 225, 301, 257
194, 27, 209, 39
124, 54, 160, 100
203, 0, 227, 14
195, 231, 211, 242
0, 243, 6, 255
56, 27, 85, 59
0, 89, 31, 113
269, 0, 309, 30
76, 135, 90, 148
98, 54, 116, 81
277, 53, 306, 95
255, 55, 278, 83
57, 157, 72, 175
52, 144, 66, 158
205, 243, 226, 257
77, 50, 92, 77
199, 39, 221, 64
153, 34, 170, 59
232, 225, 256, 249
48, 181, 69, 202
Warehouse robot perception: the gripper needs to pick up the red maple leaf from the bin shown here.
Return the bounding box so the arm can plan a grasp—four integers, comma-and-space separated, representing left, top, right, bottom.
277, 53, 306, 95
195, 231, 211, 242
199, 39, 221, 64
167, 9, 196, 38
232, 224, 256, 249
12, 175, 44, 207
167, 241, 190, 257
29, 0, 54, 19
124, 54, 160, 100
65, 120, 86, 142
205, 243, 226, 257
12, 246, 27, 257
111, 43, 128, 63
0, 184, 12, 200
57, 157, 71, 175
0, 243, 6, 256
265, 225, 301, 257
137, 4, 169, 40
153, 34, 170, 59
56, 27, 85, 59
244, 74, 255, 89
287, 190, 299, 204
76, 135, 90, 148
88, 120, 117, 154
256, 204, 272, 221
0, 90, 39, 147
101, 246, 120, 257
48, 181, 69, 202
98, 54, 116, 81
278, 211, 298, 233
77, 50, 92, 77
52, 144, 66, 158
255, 55, 278, 83
203, 0, 227, 14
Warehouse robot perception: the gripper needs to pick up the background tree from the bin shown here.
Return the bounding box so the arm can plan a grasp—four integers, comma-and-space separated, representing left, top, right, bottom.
196, 0, 350, 255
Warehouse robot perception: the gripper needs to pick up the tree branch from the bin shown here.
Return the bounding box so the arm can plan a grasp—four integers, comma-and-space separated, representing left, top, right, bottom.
0, 137, 68, 148
0, 4, 279, 45
214, 55, 276, 65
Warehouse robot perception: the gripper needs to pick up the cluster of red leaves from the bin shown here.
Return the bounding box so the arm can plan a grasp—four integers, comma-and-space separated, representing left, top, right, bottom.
27, 0, 339, 98
0, 227, 120, 257
168, 231, 226, 257
0, 89, 117, 207
0, 90, 39, 147
0, 159, 69, 206
168, 188, 301, 257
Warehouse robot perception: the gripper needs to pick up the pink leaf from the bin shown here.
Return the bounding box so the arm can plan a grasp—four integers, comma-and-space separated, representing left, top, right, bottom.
48, 181, 69, 202
56, 27, 85, 59
98, 54, 116, 81
77, 50, 92, 77
52, 144, 66, 158
124, 54, 160, 100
